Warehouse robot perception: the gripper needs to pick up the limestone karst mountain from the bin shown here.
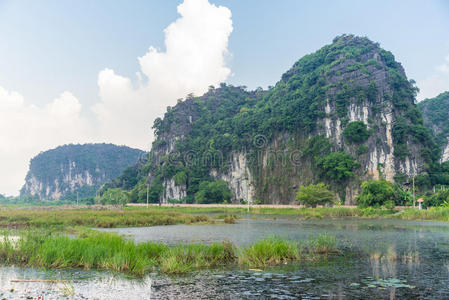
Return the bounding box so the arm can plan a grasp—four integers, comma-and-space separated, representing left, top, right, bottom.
104, 35, 439, 204
21, 144, 145, 200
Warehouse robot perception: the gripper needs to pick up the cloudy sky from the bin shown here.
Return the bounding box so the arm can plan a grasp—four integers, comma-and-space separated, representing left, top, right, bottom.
0, 0, 448, 195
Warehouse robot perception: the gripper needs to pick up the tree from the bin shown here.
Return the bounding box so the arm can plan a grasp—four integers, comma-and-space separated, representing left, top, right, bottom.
355, 179, 395, 208
194, 180, 233, 204
426, 188, 449, 207
173, 171, 187, 186
296, 183, 335, 207
317, 152, 359, 181
98, 188, 130, 205
343, 121, 371, 143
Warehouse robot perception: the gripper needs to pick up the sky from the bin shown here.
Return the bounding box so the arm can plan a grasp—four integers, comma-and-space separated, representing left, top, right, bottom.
0, 0, 448, 196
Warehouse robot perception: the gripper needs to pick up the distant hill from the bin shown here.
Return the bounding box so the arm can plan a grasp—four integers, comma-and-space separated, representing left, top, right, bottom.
21, 143, 145, 200
418, 91, 449, 161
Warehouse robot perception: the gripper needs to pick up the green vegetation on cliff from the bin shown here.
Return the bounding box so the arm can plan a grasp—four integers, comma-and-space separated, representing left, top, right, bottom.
103, 35, 442, 205
20, 144, 145, 202
418, 91, 449, 146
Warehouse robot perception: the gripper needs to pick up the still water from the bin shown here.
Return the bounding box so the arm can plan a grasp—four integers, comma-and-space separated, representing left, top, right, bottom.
1, 217, 449, 299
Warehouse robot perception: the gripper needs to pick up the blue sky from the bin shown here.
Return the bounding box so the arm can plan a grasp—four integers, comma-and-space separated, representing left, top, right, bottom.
1, 0, 448, 107
0, 0, 449, 195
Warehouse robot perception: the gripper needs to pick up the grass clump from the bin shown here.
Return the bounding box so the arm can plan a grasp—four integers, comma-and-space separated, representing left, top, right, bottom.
397, 207, 449, 222
223, 215, 237, 224
239, 236, 299, 267
0, 231, 342, 276
160, 241, 236, 274
306, 233, 339, 255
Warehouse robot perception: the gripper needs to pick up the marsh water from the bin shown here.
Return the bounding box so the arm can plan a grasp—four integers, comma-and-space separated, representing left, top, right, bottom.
1, 216, 449, 299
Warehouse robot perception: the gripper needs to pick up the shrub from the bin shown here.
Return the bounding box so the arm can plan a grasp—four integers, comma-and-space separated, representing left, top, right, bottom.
426, 188, 449, 207
343, 121, 371, 143
356, 179, 395, 208
98, 188, 129, 205
296, 183, 335, 207
195, 180, 233, 204
317, 152, 360, 181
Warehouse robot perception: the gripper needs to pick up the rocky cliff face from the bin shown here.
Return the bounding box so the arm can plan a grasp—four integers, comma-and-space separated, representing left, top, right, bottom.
418, 91, 449, 162
118, 35, 435, 205
21, 144, 145, 200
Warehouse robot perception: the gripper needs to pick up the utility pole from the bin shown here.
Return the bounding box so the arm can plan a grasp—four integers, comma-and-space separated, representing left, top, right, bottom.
77, 191, 79, 206
146, 184, 149, 208
412, 176, 415, 208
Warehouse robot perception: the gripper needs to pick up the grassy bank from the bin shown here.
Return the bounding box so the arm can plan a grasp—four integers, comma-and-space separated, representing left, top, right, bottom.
396, 207, 449, 222
0, 207, 211, 230
143, 205, 396, 218
0, 231, 342, 276
144, 205, 449, 222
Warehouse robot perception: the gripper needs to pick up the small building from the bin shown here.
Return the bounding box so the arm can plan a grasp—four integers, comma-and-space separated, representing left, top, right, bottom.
417, 198, 424, 210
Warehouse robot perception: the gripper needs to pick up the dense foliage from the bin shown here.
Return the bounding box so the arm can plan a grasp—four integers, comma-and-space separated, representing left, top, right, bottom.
317, 152, 360, 182
296, 183, 335, 207
356, 179, 411, 208
416, 92, 449, 186
194, 180, 233, 204
425, 188, 449, 207
356, 180, 395, 208
343, 121, 371, 143
418, 91, 449, 146
98, 188, 130, 205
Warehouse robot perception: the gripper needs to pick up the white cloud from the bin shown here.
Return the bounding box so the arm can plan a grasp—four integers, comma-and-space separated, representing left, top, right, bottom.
418, 53, 449, 100
93, 0, 233, 150
0, 88, 91, 195
0, 0, 233, 195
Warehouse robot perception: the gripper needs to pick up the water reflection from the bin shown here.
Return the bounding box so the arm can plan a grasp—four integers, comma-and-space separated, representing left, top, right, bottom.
1, 217, 449, 299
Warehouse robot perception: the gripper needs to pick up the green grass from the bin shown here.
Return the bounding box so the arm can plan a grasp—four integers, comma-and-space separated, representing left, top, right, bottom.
0, 207, 212, 230
306, 233, 339, 255
141, 205, 400, 219
144, 205, 449, 222
0, 231, 343, 276
395, 207, 449, 222
239, 234, 340, 267
239, 236, 300, 267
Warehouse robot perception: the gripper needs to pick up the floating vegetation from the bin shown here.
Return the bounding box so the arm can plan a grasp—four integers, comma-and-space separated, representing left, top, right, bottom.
351, 277, 415, 289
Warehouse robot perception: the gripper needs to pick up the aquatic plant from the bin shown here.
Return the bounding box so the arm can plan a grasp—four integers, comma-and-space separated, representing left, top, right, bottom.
223, 215, 237, 224
0, 231, 342, 276
306, 233, 339, 254
239, 236, 300, 267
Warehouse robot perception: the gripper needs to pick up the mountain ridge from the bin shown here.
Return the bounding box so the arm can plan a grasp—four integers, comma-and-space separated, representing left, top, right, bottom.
102, 34, 440, 204
21, 143, 145, 200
